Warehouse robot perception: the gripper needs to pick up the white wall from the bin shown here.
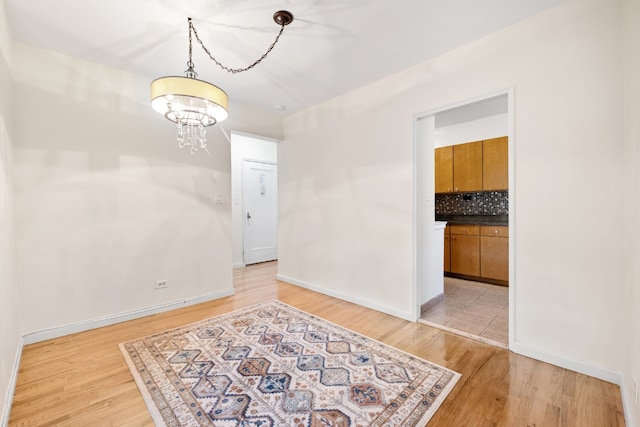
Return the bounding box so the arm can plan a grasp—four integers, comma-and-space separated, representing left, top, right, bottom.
230, 132, 278, 267
0, 0, 20, 422
0, 89, 18, 427
11, 42, 283, 336
280, 0, 625, 380
279, 96, 416, 319
622, 0, 640, 423
415, 116, 447, 307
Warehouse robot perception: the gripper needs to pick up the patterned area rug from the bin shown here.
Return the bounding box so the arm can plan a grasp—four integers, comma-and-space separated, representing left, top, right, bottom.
120, 300, 460, 426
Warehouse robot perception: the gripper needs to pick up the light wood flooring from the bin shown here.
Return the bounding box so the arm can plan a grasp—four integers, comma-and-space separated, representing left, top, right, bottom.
9, 261, 625, 426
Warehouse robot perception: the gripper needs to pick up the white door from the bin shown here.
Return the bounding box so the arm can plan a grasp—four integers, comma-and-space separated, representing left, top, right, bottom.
242, 161, 278, 264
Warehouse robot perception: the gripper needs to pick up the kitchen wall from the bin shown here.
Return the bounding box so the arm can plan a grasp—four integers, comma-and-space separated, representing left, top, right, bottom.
10, 41, 283, 337
280, 0, 625, 391
622, 0, 639, 423
435, 191, 508, 216
0, 0, 20, 422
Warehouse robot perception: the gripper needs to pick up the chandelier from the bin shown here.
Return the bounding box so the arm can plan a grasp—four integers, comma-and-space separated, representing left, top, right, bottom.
150, 11, 294, 154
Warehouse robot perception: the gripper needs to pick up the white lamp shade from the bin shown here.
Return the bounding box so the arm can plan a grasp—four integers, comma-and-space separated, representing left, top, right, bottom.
150, 76, 229, 126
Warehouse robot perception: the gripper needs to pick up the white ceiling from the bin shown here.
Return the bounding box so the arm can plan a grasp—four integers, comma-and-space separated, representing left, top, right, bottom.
435, 94, 508, 128
5, 0, 566, 117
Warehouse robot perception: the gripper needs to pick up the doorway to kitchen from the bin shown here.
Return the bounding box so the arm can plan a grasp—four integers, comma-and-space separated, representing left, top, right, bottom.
413, 91, 513, 348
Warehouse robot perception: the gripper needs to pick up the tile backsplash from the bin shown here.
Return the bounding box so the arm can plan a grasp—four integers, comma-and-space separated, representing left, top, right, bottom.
435, 191, 508, 216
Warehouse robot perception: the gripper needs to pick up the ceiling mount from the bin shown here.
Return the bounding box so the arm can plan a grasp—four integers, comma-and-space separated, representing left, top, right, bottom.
273, 10, 294, 27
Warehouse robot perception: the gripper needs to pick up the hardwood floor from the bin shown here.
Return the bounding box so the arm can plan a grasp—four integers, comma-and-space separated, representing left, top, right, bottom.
9, 261, 625, 426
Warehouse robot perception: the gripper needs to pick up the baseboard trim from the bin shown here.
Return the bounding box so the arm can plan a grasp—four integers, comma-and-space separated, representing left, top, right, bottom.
1, 335, 23, 427
276, 274, 414, 321
619, 379, 637, 427
420, 292, 445, 315
280, 274, 631, 420
510, 341, 623, 385
4, 283, 634, 426
233, 263, 246, 269
22, 288, 235, 345
511, 341, 635, 425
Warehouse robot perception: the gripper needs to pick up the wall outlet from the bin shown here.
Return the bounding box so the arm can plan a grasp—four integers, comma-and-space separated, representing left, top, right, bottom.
155, 280, 168, 290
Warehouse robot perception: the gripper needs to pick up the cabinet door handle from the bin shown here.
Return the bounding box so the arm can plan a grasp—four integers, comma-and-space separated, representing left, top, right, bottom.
494, 230, 499, 234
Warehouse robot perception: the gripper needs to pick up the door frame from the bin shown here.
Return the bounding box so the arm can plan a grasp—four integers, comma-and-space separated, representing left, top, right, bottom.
412, 88, 515, 348
230, 131, 278, 269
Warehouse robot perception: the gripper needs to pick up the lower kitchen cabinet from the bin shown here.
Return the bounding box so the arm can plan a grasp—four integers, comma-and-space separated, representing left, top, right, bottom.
450, 225, 480, 277
445, 223, 509, 285
480, 226, 509, 282
444, 226, 451, 272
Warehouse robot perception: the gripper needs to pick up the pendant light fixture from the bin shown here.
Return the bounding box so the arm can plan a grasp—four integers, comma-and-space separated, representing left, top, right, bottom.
151, 11, 294, 154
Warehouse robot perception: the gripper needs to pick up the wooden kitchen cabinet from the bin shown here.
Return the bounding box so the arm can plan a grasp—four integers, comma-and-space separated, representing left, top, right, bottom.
435, 137, 508, 193
483, 136, 508, 190
435, 146, 454, 193
450, 225, 480, 277
435, 140, 483, 194
444, 225, 451, 272
480, 225, 509, 282
453, 141, 483, 192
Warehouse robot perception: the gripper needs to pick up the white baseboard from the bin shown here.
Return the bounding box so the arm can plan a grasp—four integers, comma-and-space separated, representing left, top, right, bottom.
22, 288, 235, 345
4, 282, 635, 426
233, 263, 246, 269
619, 379, 638, 427
278, 273, 635, 424
512, 342, 636, 427
2, 289, 235, 424
1, 335, 23, 427
276, 274, 414, 321
510, 341, 623, 385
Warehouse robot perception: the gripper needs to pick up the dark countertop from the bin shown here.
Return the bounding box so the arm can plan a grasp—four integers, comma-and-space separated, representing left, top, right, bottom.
436, 215, 509, 226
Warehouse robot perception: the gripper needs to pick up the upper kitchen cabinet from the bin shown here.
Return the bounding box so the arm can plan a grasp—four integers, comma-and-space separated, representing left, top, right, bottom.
435, 141, 483, 193
483, 136, 508, 190
435, 146, 454, 193
453, 140, 483, 192
435, 137, 508, 193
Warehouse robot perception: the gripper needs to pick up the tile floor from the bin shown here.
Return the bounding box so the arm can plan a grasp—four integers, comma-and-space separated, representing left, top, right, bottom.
420, 277, 508, 347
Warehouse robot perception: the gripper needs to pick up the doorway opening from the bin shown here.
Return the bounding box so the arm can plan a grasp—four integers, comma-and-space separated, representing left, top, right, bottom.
413, 90, 514, 348
230, 131, 278, 268
242, 160, 278, 265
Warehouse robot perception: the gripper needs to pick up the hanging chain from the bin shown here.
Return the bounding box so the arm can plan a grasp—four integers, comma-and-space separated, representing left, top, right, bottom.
187, 17, 286, 75
187, 18, 194, 70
